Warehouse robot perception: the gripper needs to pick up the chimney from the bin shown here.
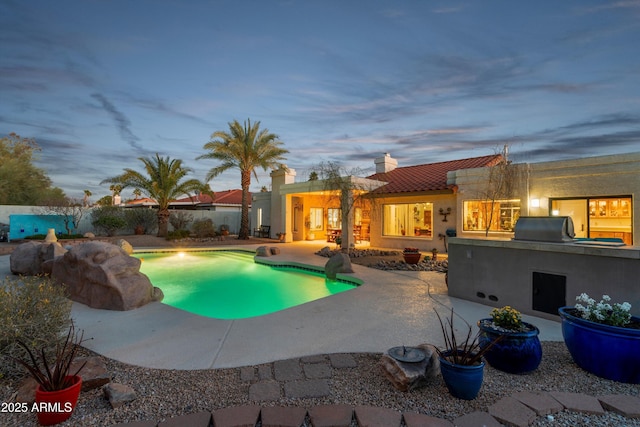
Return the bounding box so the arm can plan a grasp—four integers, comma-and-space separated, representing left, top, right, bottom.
374, 153, 398, 173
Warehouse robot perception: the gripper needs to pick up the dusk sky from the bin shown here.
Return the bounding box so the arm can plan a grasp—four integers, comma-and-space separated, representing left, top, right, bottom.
2, 1, 640, 200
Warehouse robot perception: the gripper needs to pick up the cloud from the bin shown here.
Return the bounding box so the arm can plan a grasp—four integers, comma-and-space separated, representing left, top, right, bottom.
91, 93, 146, 153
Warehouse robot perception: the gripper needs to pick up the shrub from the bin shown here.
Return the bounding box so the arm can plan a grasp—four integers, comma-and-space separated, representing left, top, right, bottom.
91, 206, 127, 236
0, 276, 72, 379
169, 211, 193, 232
192, 218, 217, 238
124, 208, 157, 234
166, 229, 191, 240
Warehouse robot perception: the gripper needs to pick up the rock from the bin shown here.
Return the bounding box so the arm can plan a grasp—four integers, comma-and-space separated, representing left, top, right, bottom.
270, 247, 280, 255
51, 241, 163, 311
10, 241, 67, 275
15, 377, 38, 404
72, 357, 111, 391
380, 344, 440, 392
325, 252, 354, 280
256, 246, 271, 257
83, 232, 95, 239
103, 383, 137, 408
116, 239, 133, 254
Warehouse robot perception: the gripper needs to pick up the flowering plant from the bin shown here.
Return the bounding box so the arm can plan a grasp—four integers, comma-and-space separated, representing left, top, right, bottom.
490, 306, 524, 331
403, 247, 419, 253
574, 293, 632, 327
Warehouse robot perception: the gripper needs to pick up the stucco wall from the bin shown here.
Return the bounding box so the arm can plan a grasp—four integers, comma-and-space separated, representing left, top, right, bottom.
448, 237, 640, 320
1, 205, 240, 240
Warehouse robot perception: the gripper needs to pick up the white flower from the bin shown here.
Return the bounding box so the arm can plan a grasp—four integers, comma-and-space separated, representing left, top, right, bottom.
620, 302, 632, 311
602, 295, 611, 301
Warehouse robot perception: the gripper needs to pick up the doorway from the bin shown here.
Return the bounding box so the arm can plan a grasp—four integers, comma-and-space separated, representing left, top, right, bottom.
552, 199, 587, 238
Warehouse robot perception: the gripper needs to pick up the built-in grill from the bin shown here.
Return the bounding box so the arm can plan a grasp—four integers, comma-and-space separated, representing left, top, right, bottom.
513, 216, 575, 243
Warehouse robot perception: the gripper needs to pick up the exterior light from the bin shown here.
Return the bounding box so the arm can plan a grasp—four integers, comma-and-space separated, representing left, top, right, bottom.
530, 198, 540, 208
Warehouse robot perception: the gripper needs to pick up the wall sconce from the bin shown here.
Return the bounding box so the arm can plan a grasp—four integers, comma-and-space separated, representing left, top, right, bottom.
439, 207, 452, 222
530, 198, 540, 208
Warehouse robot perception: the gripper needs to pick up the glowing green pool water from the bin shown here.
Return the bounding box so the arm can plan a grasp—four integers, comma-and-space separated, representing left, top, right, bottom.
134, 251, 356, 319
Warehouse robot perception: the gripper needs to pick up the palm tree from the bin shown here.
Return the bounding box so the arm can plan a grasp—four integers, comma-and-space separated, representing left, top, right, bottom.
198, 119, 288, 239
102, 154, 209, 237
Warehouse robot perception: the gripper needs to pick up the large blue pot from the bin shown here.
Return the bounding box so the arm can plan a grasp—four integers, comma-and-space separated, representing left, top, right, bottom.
558, 307, 640, 384
439, 352, 484, 400
477, 319, 542, 374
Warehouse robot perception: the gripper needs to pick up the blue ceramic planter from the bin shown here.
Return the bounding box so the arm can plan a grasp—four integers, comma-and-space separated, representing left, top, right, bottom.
439, 352, 484, 400
558, 307, 640, 384
477, 319, 542, 374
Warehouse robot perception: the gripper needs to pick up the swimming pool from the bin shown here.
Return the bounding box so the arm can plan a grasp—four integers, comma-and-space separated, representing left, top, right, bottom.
134, 250, 357, 319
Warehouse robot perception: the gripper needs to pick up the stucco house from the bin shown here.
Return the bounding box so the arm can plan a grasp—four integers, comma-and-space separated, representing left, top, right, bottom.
251, 151, 639, 250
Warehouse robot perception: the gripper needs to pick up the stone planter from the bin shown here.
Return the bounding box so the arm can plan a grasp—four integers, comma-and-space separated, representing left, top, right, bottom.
559, 307, 640, 383
477, 319, 542, 374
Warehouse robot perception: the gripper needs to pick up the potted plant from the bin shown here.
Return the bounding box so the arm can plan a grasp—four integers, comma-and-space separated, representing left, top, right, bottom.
434, 308, 502, 400
477, 306, 542, 374
219, 224, 230, 236
277, 232, 286, 242
12, 322, 86, 426
559, 293, 640, 383
304, 216, 315, 240
403, 247, 421, 264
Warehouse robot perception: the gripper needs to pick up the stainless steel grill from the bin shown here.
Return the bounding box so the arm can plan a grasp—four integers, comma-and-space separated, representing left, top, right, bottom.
513, 216, 575, 243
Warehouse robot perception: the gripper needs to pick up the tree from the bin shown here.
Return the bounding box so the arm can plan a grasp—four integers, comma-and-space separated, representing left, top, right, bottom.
0, 133, 66, 205
101, 154, 210, 237
311, 161, 385, 249
475, 145, 522, 236
34, 197, 87, 235
198, 119, 288, 239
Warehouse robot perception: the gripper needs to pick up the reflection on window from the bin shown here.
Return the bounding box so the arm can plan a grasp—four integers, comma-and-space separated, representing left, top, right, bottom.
309, 207, 323, 230
463, 200, 520, 232
328, 208, 341, 229
383, 203, 433, 237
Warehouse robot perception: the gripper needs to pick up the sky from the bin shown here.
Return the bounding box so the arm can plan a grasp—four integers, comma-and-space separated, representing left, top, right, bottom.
2, 1, 640, 200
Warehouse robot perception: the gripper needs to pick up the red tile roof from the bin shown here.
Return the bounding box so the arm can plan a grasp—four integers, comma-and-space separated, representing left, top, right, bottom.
368, 154, 503, 194
174, 189, 249, 206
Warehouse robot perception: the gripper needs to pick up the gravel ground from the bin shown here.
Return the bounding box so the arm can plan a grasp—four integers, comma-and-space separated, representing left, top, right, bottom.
2, 342, 639, 426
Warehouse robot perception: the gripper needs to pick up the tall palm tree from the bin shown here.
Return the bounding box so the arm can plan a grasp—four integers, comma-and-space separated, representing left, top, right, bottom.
102, 154, 209, 237
198, 119, 288, 239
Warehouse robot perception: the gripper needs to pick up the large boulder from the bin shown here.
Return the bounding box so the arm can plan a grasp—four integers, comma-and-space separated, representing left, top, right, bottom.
325, 252, 354, 280
50, 241, 163, 311
10, 241, 67, 275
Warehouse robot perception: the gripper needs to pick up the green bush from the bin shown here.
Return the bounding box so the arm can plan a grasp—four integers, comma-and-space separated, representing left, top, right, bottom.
192, 218, 217, 238
169, 211, 193, 232
0, 276, 72, 379
166, 229, 191, 240
124, 208, 157, 234
91, 206, 127, 236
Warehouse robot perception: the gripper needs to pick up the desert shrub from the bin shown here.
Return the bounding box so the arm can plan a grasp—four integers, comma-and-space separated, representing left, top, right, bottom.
166, 229, 191, 240
169, 211, 193, 232
0, 276, 72, 379
124, 208, 157, 234
192, 218, 217, 238
91, 206, 127, 236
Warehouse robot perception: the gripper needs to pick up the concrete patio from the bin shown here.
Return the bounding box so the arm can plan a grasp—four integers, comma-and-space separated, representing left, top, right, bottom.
0, 240, 563, 370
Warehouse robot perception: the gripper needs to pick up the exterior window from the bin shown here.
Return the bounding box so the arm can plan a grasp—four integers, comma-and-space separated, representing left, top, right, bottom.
383, 203, 433, 237
463, 199, 520, 232
309, 207, 323, 230
328, 208, 341, 229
